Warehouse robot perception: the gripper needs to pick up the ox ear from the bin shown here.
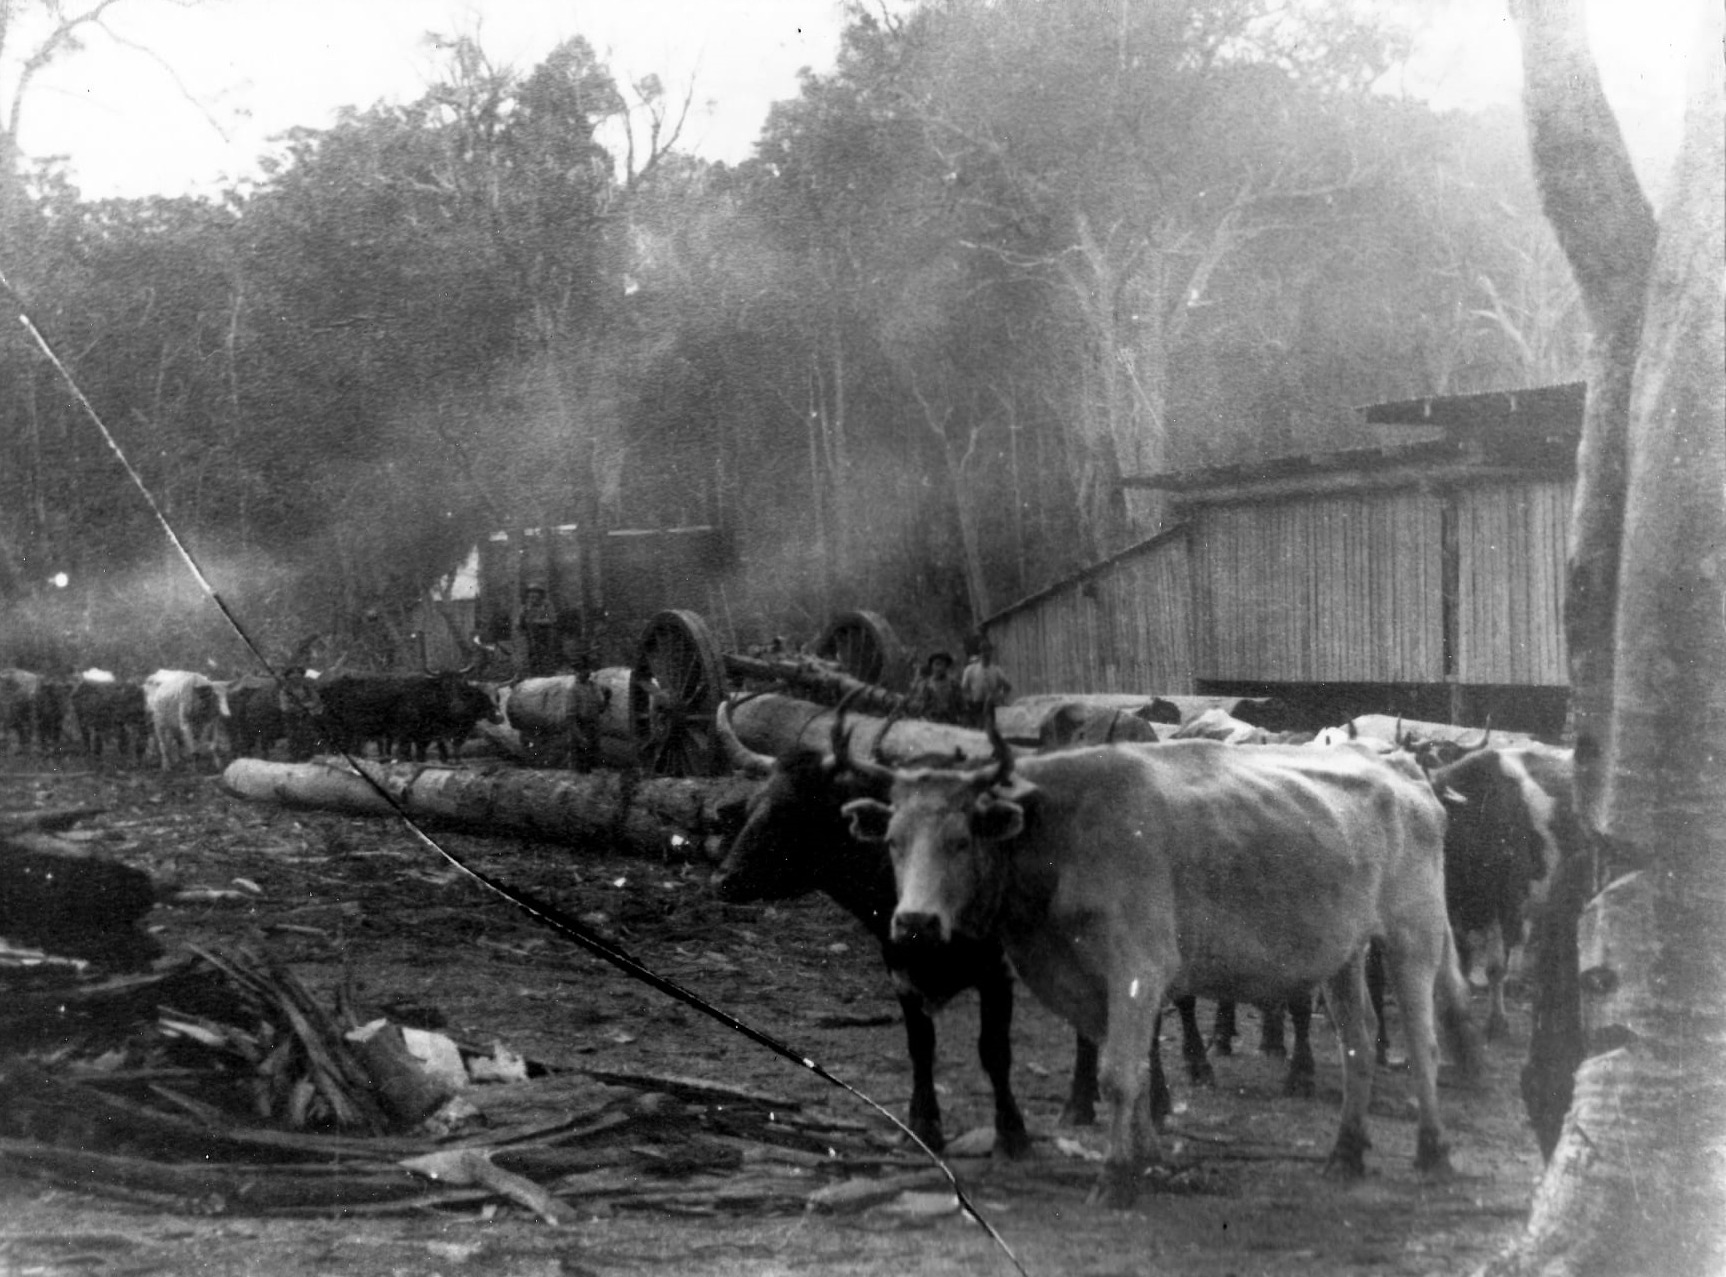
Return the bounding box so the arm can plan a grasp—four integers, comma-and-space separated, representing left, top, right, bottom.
971, 795, 1026, 843
841, 798, 893, 844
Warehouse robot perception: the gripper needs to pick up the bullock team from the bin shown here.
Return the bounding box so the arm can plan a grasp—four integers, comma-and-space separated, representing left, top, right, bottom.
0, 662, 504, 771
5, 650, 1570, 1210
714, 695, 1575, 1208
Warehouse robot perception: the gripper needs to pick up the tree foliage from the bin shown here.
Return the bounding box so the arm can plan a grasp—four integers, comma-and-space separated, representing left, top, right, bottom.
0, 0, 1584, 669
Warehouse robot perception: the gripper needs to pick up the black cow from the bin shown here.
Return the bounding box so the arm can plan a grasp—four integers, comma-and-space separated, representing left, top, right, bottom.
315, 669, 497, 761
70, 675, 150, 763
1430, 744, 1575, 1038
223, 671, 322, 761
711, 706, 1032, 1157
32, 678, 69, 753
1, 668, 67, 753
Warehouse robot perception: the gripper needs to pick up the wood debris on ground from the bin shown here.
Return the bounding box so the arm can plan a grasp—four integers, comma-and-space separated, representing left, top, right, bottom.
0, 940, 951, 1224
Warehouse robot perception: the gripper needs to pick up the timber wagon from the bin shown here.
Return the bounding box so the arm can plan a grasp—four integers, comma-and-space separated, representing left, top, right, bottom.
610, 607, 911, 777
416, 519, 915, 776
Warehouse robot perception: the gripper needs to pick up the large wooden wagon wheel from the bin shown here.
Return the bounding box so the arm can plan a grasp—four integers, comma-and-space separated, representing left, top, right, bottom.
631, 610, 726, 776
814, 610, 908, 691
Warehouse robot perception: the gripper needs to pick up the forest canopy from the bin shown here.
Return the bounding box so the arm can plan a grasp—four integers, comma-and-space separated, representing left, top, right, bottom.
0, 0, 1584, 671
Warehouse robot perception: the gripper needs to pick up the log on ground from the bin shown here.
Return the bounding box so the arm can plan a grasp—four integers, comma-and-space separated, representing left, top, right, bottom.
220, 758, 759, 862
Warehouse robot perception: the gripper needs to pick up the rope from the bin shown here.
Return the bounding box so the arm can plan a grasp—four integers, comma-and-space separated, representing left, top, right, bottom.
1, 267, 1029, 1275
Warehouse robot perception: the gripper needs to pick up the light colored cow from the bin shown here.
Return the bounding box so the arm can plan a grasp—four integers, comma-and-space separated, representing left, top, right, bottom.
843, 729, 1482, 1208
503, 673, 612, 770
143, 669, 231, 770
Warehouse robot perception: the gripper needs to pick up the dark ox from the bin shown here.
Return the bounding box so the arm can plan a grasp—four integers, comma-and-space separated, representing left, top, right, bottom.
70, 674, 149, 763
1430, 743, 1575, 1039
314, 669, 497, 761
1, 668, 67, 753
1318, 726, 1570, 1046
845, 728, 1482, 1208
222, 671, 321, 761
711, 700, 1222, 1154
709, 699, 1037, 1157
504, 673, 612, 771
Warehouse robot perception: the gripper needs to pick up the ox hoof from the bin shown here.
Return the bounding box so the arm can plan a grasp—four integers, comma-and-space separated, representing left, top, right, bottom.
1486, 1011, 1510, 1041
1058, 1100, 1097, 1128
1323, 1128, 1372, 1179
907, 1121, 945, 1154
1087, 1165, 1142, 1210
995, 1125, 1035, 1161
1415, 1129, 1453, 1175
1187, 1059, 1216, 1088
1283, 1069, 1316, 1100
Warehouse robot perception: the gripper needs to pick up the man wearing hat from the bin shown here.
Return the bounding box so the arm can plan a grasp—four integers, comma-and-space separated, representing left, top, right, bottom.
908, 650, 961, 723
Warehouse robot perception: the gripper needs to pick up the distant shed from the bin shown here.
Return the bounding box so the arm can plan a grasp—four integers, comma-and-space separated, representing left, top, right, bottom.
981, 383, 1583, 734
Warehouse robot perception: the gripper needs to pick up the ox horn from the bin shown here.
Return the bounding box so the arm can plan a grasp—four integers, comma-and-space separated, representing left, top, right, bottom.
830, 688, 866, 762
831, 688, 894, 783
715, 695, 775, 778
457, 633, 494, 677
868, 694, 910, 765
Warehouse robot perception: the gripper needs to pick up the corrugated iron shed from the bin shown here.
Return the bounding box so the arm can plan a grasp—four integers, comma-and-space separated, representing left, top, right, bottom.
982, 382, 1585, 721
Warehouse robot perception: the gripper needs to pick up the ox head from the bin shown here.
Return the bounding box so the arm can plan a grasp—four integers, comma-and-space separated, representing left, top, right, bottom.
1429, 746, 1557, 888
1410, 723, 1492, 772
710, 691, 894, 903
842, 715, 1030, 949
456, 677, 503, 726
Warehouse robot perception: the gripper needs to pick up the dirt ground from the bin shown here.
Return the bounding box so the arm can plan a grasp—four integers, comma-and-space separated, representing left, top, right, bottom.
1, 757, 1547, 1277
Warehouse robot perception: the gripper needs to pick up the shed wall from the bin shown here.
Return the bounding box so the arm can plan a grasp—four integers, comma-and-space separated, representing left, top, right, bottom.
1455, 479, 1572, 685
987, 533, 1194, 695
1192, 491, 1445, 683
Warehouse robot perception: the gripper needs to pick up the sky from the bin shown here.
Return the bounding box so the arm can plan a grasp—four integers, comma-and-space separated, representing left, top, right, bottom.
17, 0, 852, 198
10, 0, 1699, 202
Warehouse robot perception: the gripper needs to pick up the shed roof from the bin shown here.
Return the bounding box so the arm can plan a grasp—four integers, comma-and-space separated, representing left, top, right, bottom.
1362, 381, 1585, 435
1120, 381, 1584, 500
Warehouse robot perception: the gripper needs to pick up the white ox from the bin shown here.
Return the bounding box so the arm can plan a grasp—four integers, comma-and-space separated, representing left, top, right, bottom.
844, 731, 1482, 1208
503, 673, 612, 770
143, 669, 231, 771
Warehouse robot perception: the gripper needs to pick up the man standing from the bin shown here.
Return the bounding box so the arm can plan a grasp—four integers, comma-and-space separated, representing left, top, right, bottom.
518, 583, 559, 677
908, 651, 962, 723
960, 641, 1011, 728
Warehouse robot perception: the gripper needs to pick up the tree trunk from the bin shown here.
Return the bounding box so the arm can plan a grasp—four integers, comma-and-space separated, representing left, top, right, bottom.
725, 693, 994, 764
1484, 2, 1726, 1272
221, 758, 758, 864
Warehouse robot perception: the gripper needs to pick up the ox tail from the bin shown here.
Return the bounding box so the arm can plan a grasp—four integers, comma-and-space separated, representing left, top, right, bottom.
1435, 923, 1487, 1087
